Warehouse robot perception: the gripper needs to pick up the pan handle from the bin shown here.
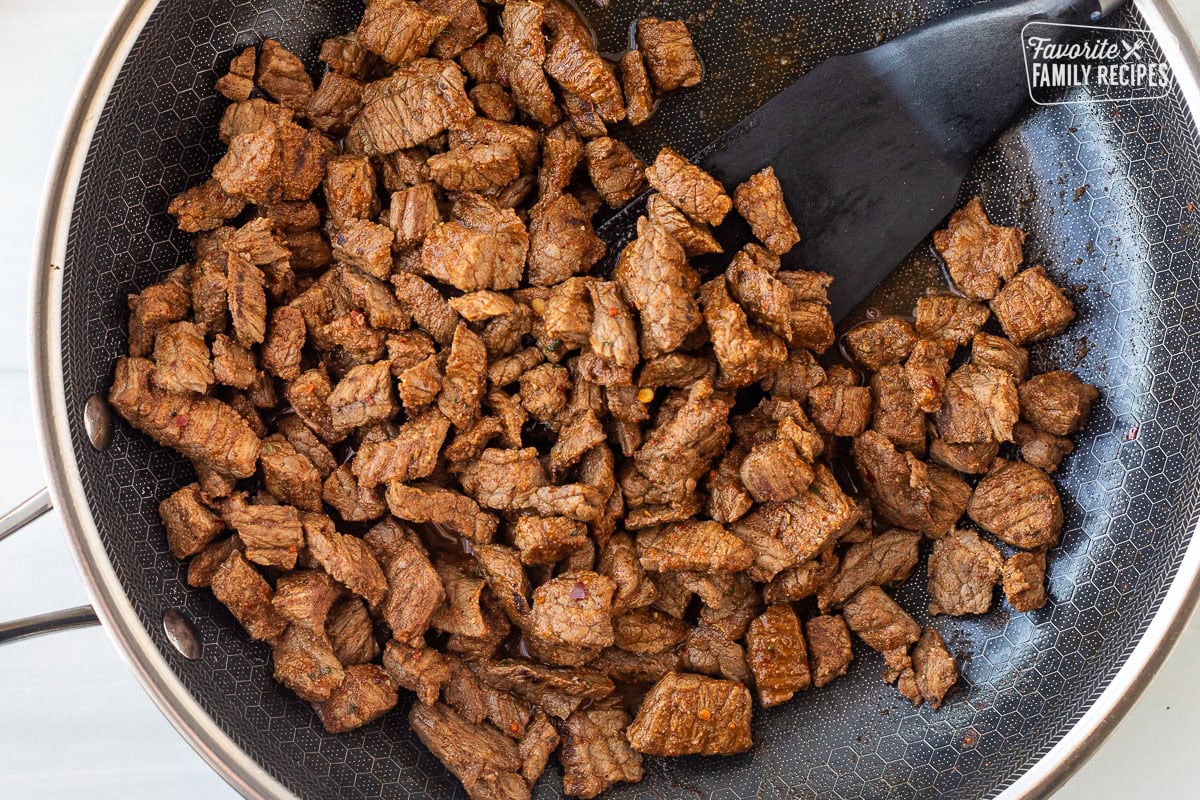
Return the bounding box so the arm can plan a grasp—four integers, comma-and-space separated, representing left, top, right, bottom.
0, 487, 101, 644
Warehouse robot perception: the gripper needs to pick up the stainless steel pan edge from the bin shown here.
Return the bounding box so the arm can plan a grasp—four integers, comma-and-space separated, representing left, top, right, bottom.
25, 1, 1200, 799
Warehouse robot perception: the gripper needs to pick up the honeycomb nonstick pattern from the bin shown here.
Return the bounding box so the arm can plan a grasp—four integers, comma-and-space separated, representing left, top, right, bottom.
59, 1, 1200, 797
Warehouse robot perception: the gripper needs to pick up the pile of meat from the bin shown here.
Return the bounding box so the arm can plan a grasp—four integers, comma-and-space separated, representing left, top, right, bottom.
109, 2, 1098, 797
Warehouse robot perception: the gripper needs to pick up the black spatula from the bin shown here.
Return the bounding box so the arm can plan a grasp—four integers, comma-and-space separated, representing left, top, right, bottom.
599, 0, 1127, 321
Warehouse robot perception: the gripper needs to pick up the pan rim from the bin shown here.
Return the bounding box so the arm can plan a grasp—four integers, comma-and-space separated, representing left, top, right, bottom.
27, 1, 1200, 799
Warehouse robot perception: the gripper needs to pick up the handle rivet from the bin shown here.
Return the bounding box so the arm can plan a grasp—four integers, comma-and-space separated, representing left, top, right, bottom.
83, 395, 112, 451
163, 609, 201, 660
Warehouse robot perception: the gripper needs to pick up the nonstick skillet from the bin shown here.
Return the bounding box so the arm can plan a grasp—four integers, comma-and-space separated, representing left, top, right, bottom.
7, 0, 1200, 797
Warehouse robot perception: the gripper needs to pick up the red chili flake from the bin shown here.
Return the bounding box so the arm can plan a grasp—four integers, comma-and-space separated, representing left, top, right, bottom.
864, 468, 876, 485
1125, 425, 1139, 442
569, 581, 588, 601
173, 413, 190, 430
1188, 202, 1195, 214
928, 378, 940, 392
607, 307, 620, 317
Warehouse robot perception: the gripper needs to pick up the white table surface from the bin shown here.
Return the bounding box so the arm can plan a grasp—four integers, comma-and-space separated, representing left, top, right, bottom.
1, 1, 1199, 797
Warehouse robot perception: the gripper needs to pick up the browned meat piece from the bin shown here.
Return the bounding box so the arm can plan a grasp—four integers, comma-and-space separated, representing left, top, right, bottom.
474, 544, 532, 625
1003, 551, 1048, 612
586, 280, 637, 371
351, 408, 449, 488
1013, 421, 1074, 473
505, 50, 562, 128
151, 321, 212, 395
968, 343, 1028, 397
746, 604, 810, 707
513, 515, 588, 566
645, 192, 721, 256
627, 672, 752, 756
761, 348, 826, 404
491, 349, 545, 392
449, 292, 518, 323
470, 83, 516, 122
520, 711, 560, 785
386, 330, 437, 376
520, 363, 571, 421
186, 536, 242, 588
159, 483, 225, 559
396, 354, 443, 413
385, 480, 498, 543
853, 430, 938, 533
934, 364, 1019, 444
214, 121, 328, 205
968, 458, 1062, 549
530, 570, 616, 649
327, 361, 398, 433
438, 323, 488, 429
459, 32, 506, 83
788, 297, 836, 353
210, 550, 287, 640
471, 658, 615, 721
868, 365, 925, 454
271, 625, 344, 701
330, 220, 393, 280
645, 148, 731, 226
737, 463, 858, 564
807, 383, 872, 437
428, 143, 521, 192
545, 33, 625, 123
259, 434, 323, 511
391, 273, 461, 346
724, 251, 795, 343
304, 71, 364, 134
560, 708, 644, 799
738, 439, 812, 503
932, 197, 1025, 300
612, 608, 688, 655
351, 59, 473, 155
638, 521, 754, 573
679, 625, 749, 684
734, 167, 800, 255
915, 295, 990, 346
909, 628, 956, 709
272, 569, 341, 636
614, 216, 702, 359
274, 415, 335, 478
190, 257, 228, 337
313, 664, 399, 733
538, 122, 584, 200
215, 45, 256, 101
357, 0, 447, 64
322, 463, 387, 522
585, 137, 647, 208
422, 195, 528, 291
598, 533, 658, 614
303, 513, 388, 606
1018, 370, 1099, 436
383, 640, 449, 704
929, 438, 999, 475
926, 464, 972, 538
258, 199, 320, 233
409, 702, 526, 800
169, 179, 246, 233
589, 648, 681, 685
844, 317, 917, 371
210, 334, 255, 390
818, 529, 922, 612
620, 50, 655, 127
424, 0, 487, 58
842, 585, 920, 672
501, 0, 546, 63
326, 596, 378, 665
550, 408, 607, 477
256, 40, 314, 111
805, 614, 853, 688
285, 229, 333, 270
428, 555, 489, 639
320, 33, 372, 77
763, 546, 838, 604
927, 528, 1002, 616
635, 18, 703, 92
701, 277, 787, 389
904, 339, 952, 413
483, 302, 535, 359
442, 656, 533, 736
217, 97, 295, 144
526, 194, 606, 287
990, 266, 1076, 345
225, 253, 268, 347
638, 353, 713, 390
376, 532, 443, 643
388, 183, 440, 250
110, 357, 260, 479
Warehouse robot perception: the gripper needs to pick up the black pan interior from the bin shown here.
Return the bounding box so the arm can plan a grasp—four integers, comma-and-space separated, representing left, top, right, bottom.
59, 0, 1200, 797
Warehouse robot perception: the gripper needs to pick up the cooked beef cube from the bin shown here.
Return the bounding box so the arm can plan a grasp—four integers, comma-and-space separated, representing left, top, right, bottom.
331, 219, 394, 280
443, 656, 533, 736
211, 550, 288, 640
736, 463, 858, 566
109, 357, 260, 479
610, 608, 688, 655
844, 317, 917, 371
867, 366, 925, 455
471, 658, 615, 721
627, 672, 752, 756
903, 339, 952, 413
734, 167, 800, 255
620, 50, 655, 127
386, 330, 437, 376
255, 307, 304, 381
971, 331, 1029, 381
388, 183, 440, 250
473, 544, 532, 625
459, 32, 506, 83
545, 33, 626, 123
934, 364, 1019, 444
549, 406, 606, 475
818, 529, 921, 612
807, 383, 872, 437
914, 295, 989, 346
990, 266, 1076, 345
169, 178, 246, 233
638, 353, 713, 390
255, 39, 314, 111
928, 438, 999, 475
739, 438, 813, 503
519, 711, 560, 785
926, 528, 1001, 616
323, 463, 387, 521
438, 323, 488, 429
425, 0, 487, 58
159, 483, 225, 559
680, 625, 750, 683
396, 353, 443, 412
470, 83, 516, 122
271, 625, 345, 701
217, 97, 295, 144
638, 521, 755, 573
385, 480, 499, 543
275, 415, 337, 478
487, 389, 527, 448
590, 647, 681, 685
444, 416, 505, 464
391, 273, 461, 346
645, 147, 731, 227
215, 45, 257, 101
805, 614, 854, 688
211, 334, 256, 390
645, 192, 721, 256
635, 18, 703, 92
260, 433, 323, 511
377, 147, 432, 192
505, 50, 562, 128
214, 121, 327, 205
932, 196, 1025, 300
526, 194, 606, 287
320, 32, 373, 77
502, 0, 546, 63
284, 229, 332, 270
967, 458, 1062, 549
762, 545, 838, 603
382, 640, 449, 704
585, 137, 647, 208
152, 321, 213, 395
788, 298, 836, 354
190, 256, 228, 337
323, 155, 378, 229
761, 348, 826, 404
229, 393, 268, 437
409, 702, 526, 800
1013, 421, 1074, 473
428, 555, 490, 639
258, 199, 321, 233
701, 277, 787, 389
513, 515, 588, 566
538, 122, 584, 200
226, 253, 268, 347
483, 302, 535, 359
489, 347, 545, 388
842, 585, 920, 673
272, 569, 341, 636
560, 708, 644, 799
520, 363, 571, 420
1003, 551, 1048, 612
377, 532, 443, 643
327, 361, 398, 433
351, 59, 473, 155
302, 512, 388, 606
428, 143, 521, 192
614, 217, 702, 359
357, 0, 447, 65
304, 70, 364, 134
852, 430, 939, 533
530, 570, 616, 649
326, 595, 379, 665
1018, 370, 1099, 436
586, 280, 637, 370
422, 195, 528, 291
449, 292, 518, 323
313, 664, 399, 733
598, 532, 658, 614
283, 369, 338, 443
927, 463, 972, 538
